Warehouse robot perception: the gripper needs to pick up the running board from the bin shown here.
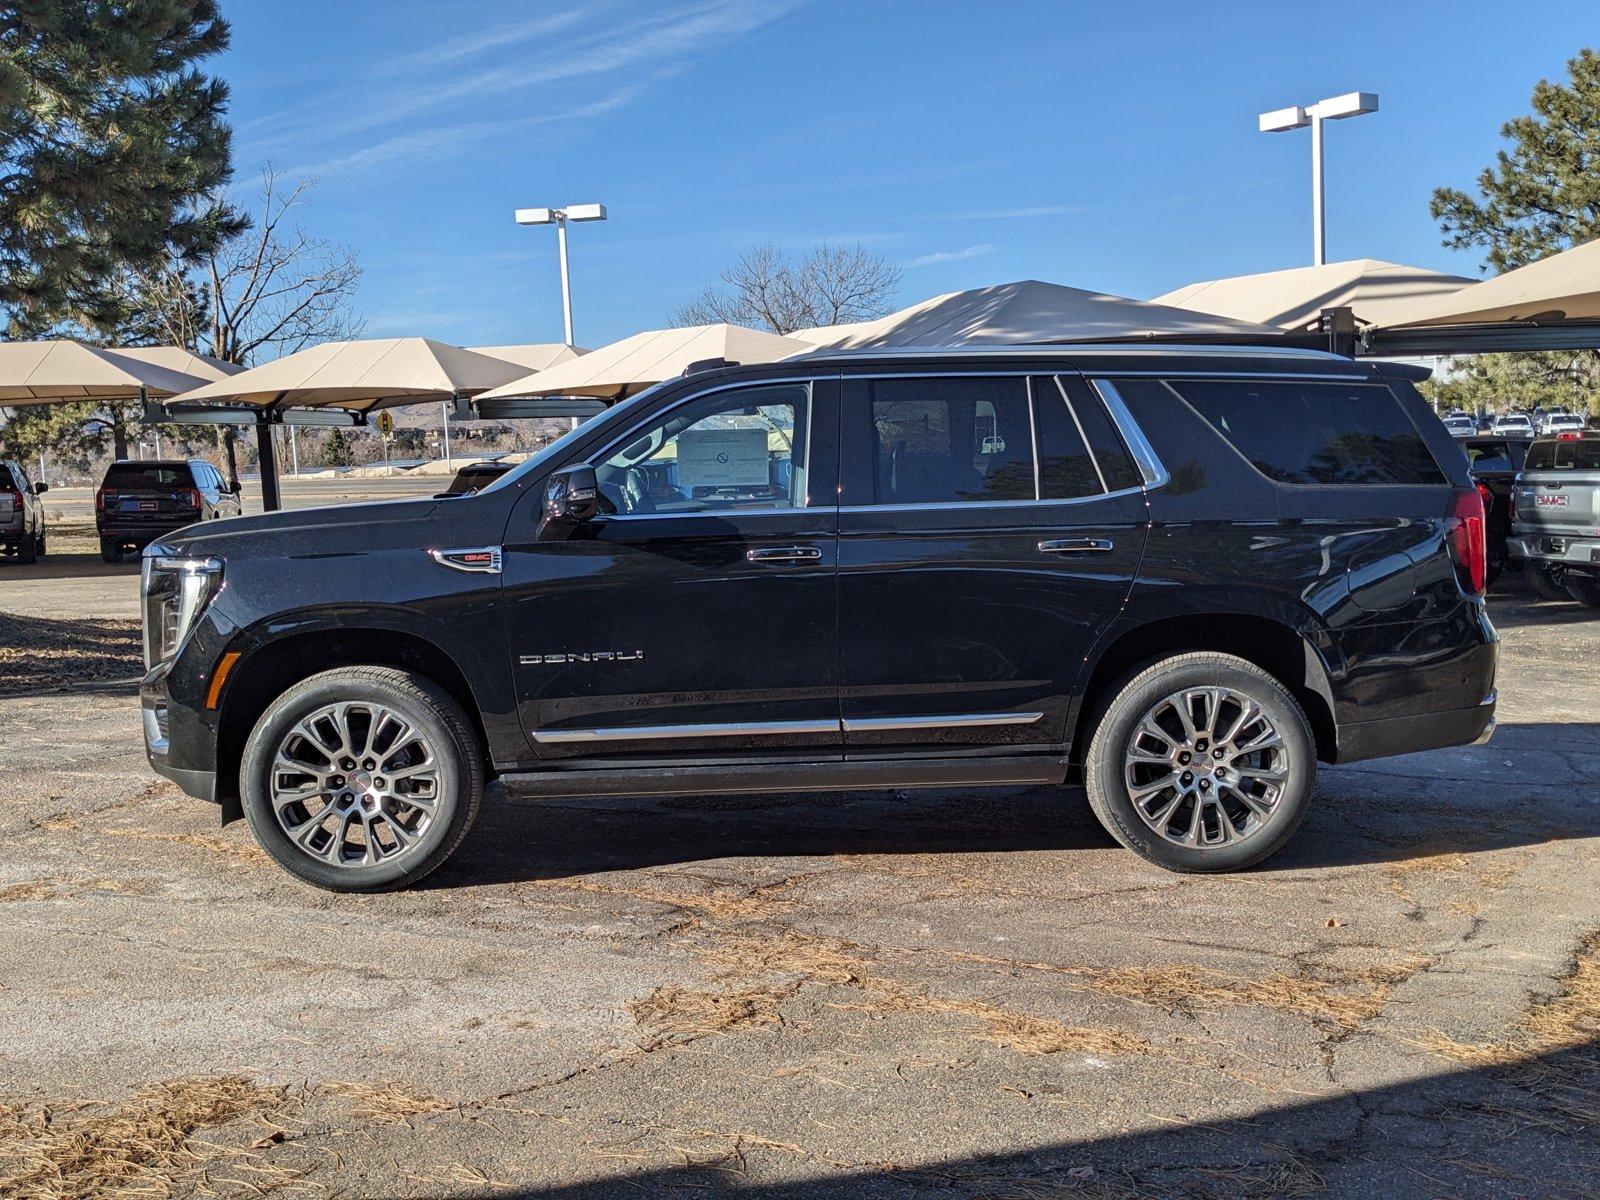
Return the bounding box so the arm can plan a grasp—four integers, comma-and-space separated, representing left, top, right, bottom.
498, 756, 1067, 800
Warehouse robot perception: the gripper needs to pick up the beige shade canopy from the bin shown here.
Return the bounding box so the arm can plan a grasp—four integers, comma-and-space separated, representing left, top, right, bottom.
1374, 238, 1600, 329
477, 324, 813, 400
1154, 259, 1474, 331
173, 338, 531, 411
789, 280, 1280, 349
467, 343, 588, 372
114, 346, 246, 382
0, 339, 212, 404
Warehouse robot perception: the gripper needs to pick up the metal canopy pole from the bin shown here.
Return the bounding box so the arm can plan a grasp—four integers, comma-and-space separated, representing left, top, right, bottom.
255, 410, 282, 512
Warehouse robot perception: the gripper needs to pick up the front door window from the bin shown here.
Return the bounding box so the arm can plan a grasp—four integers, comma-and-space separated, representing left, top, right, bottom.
595, 382, 811, 516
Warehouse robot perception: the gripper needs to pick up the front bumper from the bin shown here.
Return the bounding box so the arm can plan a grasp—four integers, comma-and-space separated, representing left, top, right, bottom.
1508, 532, 1600, 570
141, 657, 224, 806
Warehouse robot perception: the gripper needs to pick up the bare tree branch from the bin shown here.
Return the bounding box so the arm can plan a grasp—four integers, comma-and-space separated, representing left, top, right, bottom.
672, 241, 901, 334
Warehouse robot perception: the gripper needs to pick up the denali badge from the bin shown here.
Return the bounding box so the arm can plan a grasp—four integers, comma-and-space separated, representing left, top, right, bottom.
520, 650, 644, 665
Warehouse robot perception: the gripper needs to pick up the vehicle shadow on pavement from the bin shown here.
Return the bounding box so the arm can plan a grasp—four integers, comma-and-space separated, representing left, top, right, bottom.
431, 720, 1600, 888
478, 1042, 1600, 1198
0, 610, 142, 697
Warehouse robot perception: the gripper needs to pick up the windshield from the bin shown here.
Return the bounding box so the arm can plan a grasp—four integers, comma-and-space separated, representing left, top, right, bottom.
476, 383, 673, 495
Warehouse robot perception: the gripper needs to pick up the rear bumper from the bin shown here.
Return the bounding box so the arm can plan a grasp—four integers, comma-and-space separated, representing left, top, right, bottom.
1508, 532, 1599, 570
1334, 693, 1496, 764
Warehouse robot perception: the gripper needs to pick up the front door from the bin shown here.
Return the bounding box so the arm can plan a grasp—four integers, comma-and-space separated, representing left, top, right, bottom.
836, 371, 1148, 754
501, 377, 842, 760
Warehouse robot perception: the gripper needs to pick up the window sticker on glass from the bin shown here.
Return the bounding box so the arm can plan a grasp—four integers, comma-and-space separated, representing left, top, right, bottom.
675, 428, 772, 489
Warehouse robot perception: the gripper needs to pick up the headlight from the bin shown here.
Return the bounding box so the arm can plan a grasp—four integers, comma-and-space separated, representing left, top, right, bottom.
141, 553, 224, 669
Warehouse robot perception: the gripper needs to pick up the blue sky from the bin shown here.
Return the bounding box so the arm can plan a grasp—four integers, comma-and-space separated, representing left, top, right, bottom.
220, 0, 1592, 351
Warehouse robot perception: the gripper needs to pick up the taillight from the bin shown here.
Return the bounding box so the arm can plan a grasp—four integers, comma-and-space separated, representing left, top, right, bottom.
1557, 431, 1582, 440
96, 488, 115, 511
1446, 486, 1487, 596
179, 488, 201, 509
1477, 481, 1493, 514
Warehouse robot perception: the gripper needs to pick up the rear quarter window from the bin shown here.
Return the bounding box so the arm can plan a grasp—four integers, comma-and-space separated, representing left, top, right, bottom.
0, 463, 14, 489
1171, 379, 1447, 486
104, 463, 195, 489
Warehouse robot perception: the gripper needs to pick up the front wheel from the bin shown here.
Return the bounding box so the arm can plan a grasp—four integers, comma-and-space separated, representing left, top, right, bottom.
241, 666, 483, 891
1083, 653, 1316, 874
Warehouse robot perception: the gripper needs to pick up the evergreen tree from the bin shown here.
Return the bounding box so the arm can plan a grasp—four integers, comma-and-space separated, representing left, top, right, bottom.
0, 1, 243, 334
1427, 49, 1600, 416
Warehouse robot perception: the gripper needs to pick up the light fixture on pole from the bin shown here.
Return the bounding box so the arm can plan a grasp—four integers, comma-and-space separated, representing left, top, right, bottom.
513, 203, 607, 347
1259, 92, 1378, 266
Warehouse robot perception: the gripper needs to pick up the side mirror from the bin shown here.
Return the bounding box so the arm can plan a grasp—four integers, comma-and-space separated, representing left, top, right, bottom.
230, 480, 242, 495
538, 465, 600, 540
32, 481, 47, 495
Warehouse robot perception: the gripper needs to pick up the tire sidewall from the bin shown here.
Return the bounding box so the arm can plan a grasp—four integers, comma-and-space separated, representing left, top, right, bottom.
1087, 657, 1315, 873
241, 671, 472, 891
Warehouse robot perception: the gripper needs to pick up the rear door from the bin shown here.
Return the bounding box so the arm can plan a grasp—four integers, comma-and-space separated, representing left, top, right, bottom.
1516, 436, 1600, 540
836, 371, 1148, 754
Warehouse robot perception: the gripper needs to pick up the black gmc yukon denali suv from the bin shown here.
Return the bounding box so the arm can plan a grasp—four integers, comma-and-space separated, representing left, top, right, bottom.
139, 346, 1497, 891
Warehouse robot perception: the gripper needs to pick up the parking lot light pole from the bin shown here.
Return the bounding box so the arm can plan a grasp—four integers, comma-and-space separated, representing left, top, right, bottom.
513, 203, 607, 347
1259, 92, 1379, 266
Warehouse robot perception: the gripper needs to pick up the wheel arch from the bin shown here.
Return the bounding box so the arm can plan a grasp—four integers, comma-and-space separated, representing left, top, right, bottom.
1069, 609, 1340, 767
213, 622, 491, 821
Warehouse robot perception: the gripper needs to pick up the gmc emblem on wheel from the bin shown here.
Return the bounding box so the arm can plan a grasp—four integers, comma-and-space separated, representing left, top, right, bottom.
520, 650, 645, 665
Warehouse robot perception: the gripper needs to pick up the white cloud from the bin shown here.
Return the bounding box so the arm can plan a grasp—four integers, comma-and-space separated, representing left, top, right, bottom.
903, 243, 997, 269
242, 1, 801, 173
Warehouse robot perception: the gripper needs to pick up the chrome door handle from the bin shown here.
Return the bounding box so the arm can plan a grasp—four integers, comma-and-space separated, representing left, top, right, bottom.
1038, 537, 1113, 554
746, 545, 823, 563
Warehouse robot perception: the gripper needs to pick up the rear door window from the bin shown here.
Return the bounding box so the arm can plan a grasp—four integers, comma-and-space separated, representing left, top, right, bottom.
1171, 380, 1447, 486
105, 464, 195, 490
869, 378, 1035, 504
1525, 438, 1600, 471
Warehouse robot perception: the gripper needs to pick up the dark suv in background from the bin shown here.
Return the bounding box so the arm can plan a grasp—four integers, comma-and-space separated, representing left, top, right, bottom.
96, 458, 241, 562
136, 346, 1496, 891
0, 457, 48, 563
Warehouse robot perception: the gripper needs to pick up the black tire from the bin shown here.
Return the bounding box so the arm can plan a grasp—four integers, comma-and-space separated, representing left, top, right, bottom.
1528, 562, 1569, 601
34, 531, 45, 558
99, 538, 121, 563
241, 666, 483, 892
1083, 652, 1316, 874
1565, 573, 1600, 609
15, 530, 36, 564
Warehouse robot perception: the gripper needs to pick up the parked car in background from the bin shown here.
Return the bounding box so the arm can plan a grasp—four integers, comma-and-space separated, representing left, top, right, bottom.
0, 458, 48, 563
96, 459, 241, 563
136, 345, 1496, 891
443, 460, 515, 494
1443, 415, 1477, 437
1509, 431, 1600, 607
1491, 413, 1536, 436
1544, 412, 1586, 436
1460, 435, 1532, 585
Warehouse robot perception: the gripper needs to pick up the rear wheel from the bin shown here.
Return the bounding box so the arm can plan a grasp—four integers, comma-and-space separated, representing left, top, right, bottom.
241, 666, 483, 892
1083, 653, 1315, 874
99, 538, 121, 563
1528, 562, 1569, 601
1565, 573, 1600, 609
34, 530, 45, 558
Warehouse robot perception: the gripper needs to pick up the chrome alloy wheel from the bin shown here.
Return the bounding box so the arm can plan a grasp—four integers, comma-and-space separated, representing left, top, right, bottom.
1122, 687, 1289, 849
268, 701, 441, 868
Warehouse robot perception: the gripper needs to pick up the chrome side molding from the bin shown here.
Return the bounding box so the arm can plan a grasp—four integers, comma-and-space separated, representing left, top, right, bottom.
532, 711, 1045, 743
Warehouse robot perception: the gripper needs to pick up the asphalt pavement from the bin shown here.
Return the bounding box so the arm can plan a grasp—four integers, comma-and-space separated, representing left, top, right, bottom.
2, 522, 1599, 1198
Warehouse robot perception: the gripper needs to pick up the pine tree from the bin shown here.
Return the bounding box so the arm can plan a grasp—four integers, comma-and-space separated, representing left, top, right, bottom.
0, 1, 244, 333
1427, 48, 1600, 417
